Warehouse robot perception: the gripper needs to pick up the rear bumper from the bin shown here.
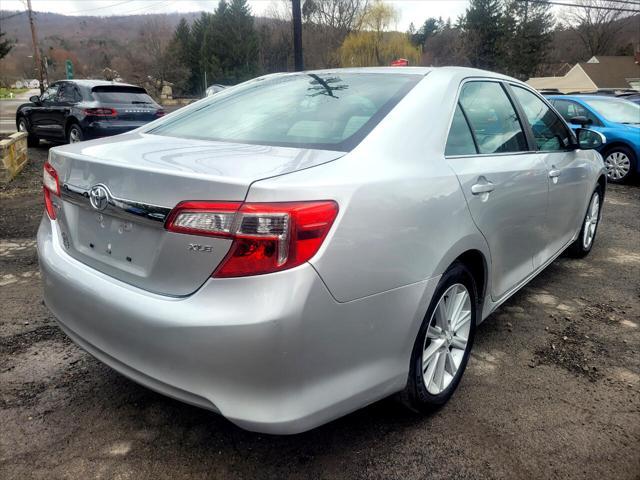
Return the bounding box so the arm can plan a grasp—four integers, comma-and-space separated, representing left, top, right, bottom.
37, 216, 438, 434
83, 121, 147, 139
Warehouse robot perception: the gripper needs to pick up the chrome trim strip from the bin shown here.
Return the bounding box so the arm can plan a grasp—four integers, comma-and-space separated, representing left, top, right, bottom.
61, 183, 172, 227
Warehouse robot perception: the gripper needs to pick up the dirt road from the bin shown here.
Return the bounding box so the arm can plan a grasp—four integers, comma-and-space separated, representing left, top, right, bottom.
1, 146, 639, 480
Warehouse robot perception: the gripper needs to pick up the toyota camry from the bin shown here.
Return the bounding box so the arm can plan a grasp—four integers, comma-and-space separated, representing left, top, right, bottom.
37, 67, 606, 434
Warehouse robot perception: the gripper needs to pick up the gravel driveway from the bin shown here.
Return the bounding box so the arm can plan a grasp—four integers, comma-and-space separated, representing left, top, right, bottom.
1, 146, 639, 480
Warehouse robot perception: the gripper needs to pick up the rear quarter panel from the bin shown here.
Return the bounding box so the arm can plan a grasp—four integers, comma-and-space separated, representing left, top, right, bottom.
247, 70, 491, 303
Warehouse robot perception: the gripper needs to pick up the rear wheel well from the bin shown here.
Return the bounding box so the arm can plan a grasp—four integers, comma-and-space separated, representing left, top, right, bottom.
597, 175, 606, 200
65, 117, 80, 134
602, 141, 635, 158
453, 250, 487, 308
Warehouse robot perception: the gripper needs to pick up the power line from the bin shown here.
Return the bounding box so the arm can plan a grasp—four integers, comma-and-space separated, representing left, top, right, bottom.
524, 0, 640, 12
67, 1, 136, 15
114, 0, 175, 15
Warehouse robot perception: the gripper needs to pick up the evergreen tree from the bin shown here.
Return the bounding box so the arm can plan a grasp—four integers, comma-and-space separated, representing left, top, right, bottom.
458, 0, 505, 70
412, 17, 444, 48
0, 31, 13, 61
218, 0, 259, 83
168, 18, 193, 94
502, 0, 555, 79
190, 12, 217, 94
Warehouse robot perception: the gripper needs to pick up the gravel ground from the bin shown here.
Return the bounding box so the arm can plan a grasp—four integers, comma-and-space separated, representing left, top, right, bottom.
1, 146, 639, 480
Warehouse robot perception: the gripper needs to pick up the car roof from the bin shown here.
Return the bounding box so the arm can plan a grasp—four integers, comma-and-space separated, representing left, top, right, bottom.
549, 94, 632, 101
264, 66, 516, 81
53, 79, 142, 89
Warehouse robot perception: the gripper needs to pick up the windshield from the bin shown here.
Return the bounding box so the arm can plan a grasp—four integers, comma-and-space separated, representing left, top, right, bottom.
582, 98, 640, 124
149, 73, 421, 151
92, 87, 155, 105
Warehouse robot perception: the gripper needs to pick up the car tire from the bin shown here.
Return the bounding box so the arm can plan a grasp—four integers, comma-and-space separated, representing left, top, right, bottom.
17, 117, 39, 147
401, 261, 477, 413
67, 123, 84, 144
567, 187, 602, 258
603, 146, 636, 184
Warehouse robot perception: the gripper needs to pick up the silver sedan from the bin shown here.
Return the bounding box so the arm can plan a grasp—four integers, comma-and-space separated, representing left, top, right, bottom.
37, 67, 606, 434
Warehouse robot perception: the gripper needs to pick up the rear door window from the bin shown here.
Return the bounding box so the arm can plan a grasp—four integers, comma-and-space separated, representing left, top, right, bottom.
57, 83, 81, 103
511, 86, 573, 151
92, 87, 155, 105
445, 104, 477, 156
149, 73, 421, 151
459, 81, 528, 154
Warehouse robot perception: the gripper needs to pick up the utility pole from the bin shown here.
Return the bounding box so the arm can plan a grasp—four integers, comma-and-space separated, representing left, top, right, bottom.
292, 0, 304, 71
26, 0, 45, 93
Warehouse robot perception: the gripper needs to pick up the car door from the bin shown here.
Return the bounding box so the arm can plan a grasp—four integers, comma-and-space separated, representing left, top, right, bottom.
510, 86, 591, 264
445, 80, 549, 300
31, 83, 63, 139
52, 82, 77, 137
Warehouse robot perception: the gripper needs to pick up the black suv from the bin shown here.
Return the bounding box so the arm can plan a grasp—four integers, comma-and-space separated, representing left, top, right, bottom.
16, 80, 164, 146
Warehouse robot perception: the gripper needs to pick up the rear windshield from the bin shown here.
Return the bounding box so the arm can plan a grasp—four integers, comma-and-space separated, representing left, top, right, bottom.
92, 86, 155, 105
149, 73, 421, 151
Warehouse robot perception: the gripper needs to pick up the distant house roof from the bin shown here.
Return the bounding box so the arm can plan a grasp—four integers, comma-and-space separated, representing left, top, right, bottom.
580, 56, 640, 89
527, 56, 640, 93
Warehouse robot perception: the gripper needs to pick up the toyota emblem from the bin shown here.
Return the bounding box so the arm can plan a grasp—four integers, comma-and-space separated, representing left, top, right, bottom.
89, 185, 110, 211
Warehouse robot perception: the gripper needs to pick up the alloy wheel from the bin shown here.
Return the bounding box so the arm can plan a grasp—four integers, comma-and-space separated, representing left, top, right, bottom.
69, 128, 82, 143
582, 192, 600, 250
605, 151, 631, 181
18, 119, 27, 132
422, 283, 471, 395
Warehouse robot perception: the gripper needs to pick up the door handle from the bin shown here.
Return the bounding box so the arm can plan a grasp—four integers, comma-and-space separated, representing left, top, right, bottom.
471, 180, 495, 195
549, 168, 561, 178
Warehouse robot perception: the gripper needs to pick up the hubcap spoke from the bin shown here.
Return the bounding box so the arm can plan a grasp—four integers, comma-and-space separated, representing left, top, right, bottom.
451, 310, 471, 334
450, 336, 467, 350
423, 338, 445, 371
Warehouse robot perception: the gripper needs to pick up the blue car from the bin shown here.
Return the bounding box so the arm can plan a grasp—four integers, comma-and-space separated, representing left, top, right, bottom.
548, 95, 640, 183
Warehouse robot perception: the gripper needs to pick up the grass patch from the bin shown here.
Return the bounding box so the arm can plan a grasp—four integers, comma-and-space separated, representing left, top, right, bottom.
0, 88, 30, 99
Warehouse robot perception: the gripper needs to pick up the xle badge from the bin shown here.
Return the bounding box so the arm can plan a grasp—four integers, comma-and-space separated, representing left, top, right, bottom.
189, 243, 214, 253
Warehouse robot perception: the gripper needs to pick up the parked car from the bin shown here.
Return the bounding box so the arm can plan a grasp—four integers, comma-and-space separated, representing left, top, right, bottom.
38, 68, 606, 434
16, 80, 164, 146
205, 84, 227, 96
616, 92, 640, 105
547, 95, 640, 183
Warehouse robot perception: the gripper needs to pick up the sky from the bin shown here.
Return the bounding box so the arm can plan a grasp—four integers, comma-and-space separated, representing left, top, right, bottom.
0, 0, 471, 30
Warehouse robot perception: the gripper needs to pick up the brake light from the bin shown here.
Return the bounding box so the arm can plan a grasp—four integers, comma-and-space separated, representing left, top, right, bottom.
156, 110, 166, 117
165, 201, 339, 277
83, 108, 117, 117
43, 161, 60, 220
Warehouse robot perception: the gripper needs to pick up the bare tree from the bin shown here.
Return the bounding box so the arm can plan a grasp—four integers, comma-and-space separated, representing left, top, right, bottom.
303, 0, 369, 33
568, 0, 631, 56
138, 17, 188, 97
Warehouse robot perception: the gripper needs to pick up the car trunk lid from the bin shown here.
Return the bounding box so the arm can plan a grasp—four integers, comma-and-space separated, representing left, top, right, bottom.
48, 131, 343, 296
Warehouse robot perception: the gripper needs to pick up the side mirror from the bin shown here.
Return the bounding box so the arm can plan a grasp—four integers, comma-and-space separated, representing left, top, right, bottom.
29, 95, 41, 104
570, 116, 592, 127
576, 128, 606, 150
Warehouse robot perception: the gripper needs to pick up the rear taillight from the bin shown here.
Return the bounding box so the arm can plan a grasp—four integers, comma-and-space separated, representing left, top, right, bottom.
156, 110, 166, 117
43, 161, 60, 220
165, 200, 339, 278
83, 108, 117, 117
